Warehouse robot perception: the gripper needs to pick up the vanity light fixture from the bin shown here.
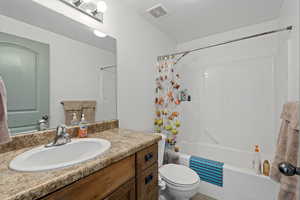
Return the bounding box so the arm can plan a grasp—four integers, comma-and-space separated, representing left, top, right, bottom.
93, 30, 107, 38
97, 1, 108, 13
59, 0, 107, 23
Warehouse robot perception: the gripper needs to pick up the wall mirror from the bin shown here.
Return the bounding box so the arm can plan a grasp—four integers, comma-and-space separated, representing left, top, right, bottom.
0, 0, 117, 135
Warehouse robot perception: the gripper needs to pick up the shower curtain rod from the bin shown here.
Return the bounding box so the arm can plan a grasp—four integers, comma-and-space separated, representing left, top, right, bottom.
100, 65, 116, 70
158, 26, 293, 64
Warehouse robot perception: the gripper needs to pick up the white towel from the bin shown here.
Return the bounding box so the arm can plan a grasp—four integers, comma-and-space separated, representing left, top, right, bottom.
0, 77, 10, 144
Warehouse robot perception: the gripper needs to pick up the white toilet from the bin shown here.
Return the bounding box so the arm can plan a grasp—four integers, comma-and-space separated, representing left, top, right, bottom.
158, 134, 200, 200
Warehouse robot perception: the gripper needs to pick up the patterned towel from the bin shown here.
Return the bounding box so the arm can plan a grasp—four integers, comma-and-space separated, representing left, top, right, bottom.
0, 77, 10, 144
190, 156, 224, 187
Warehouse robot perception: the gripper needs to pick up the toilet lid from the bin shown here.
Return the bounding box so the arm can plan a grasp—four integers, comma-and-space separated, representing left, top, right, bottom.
159, 164, 199, 186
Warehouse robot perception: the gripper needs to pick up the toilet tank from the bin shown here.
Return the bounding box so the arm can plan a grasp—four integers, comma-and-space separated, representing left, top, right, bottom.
158, 133, 166, 167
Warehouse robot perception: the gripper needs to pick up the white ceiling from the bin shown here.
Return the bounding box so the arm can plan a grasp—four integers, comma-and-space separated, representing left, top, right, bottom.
0, 0, 116, 52
122, 0, 284, 43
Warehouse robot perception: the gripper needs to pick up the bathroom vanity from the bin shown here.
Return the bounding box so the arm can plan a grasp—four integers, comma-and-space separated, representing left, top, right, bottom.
40, 144, 158, 200
0, 123, 161, 200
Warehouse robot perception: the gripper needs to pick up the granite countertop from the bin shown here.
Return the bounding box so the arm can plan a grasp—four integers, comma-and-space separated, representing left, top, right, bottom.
0, 128, 161, 200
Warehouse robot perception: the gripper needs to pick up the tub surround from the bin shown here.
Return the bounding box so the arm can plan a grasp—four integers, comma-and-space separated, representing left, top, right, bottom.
176, 142, 278, 200
0, 124, 161, 200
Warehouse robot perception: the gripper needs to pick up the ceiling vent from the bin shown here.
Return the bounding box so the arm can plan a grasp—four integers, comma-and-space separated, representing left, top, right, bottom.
146, 4, 168, 18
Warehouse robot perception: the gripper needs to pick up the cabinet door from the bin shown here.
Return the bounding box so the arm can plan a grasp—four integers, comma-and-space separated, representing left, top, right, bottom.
136, 163, 158, 200
136, 144, 158, 172
104, 179, 135, 200
41, 156, 135, 200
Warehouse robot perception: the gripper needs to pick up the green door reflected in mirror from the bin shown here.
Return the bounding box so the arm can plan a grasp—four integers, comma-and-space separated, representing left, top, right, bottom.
0, 32, 49, 135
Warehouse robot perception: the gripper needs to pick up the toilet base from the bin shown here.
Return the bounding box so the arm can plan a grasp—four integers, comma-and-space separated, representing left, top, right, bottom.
165, 181, 199, 200
160, 188, 195, 200
159, 194, 168, 200
159, 189, 170, 200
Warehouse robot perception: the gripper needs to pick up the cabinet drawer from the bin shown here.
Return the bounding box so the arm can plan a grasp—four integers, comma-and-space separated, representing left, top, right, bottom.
136, 163, 158, 200
41, 156, 135, 200
136, 143, 158, 172
104, 179, 135, 200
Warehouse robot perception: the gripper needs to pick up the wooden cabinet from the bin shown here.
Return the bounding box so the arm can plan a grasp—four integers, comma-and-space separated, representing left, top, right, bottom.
41, 156, 135, 200
136, 163, 158, 200
136, 144, 158, 200
104, 179, 135, 200
39, 144, 158, 200
136, 143, 158, 171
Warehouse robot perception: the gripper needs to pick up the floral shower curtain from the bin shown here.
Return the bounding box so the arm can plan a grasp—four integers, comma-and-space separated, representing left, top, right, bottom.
154, 56, 182, 151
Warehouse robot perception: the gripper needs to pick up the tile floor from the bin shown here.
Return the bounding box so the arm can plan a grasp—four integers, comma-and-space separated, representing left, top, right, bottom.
192, 193, 217, 200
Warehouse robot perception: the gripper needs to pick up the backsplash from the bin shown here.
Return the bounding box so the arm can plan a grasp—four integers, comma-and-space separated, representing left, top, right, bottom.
0, 120, 119, 154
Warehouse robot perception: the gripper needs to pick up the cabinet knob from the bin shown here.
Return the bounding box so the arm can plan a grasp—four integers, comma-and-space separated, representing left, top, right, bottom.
144, 153, 153, 162
145, 174, 153, 184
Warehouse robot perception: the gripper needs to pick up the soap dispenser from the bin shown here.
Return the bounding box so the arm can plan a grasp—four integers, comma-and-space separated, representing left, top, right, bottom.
263, 160, 271, 176
78, 114, 88, 138
253, 145, 262, 175
70, 113, 79, 126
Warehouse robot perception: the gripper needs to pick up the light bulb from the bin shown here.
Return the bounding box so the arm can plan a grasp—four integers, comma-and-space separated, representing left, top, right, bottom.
93, 30, 107, 38
97, 1, 107, 13
86, 8, 92, 14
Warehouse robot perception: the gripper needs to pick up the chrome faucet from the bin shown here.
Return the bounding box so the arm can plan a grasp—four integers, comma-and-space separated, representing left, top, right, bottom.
45, 124, 71, 148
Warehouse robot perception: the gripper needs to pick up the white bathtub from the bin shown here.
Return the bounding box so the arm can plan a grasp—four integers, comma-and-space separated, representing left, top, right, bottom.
177, 141, 280, 200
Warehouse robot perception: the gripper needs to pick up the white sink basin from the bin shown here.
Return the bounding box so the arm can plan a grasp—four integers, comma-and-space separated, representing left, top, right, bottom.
9, 138, 111, 172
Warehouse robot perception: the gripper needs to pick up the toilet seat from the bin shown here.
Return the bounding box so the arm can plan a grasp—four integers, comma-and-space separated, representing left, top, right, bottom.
159, 164, 200, 188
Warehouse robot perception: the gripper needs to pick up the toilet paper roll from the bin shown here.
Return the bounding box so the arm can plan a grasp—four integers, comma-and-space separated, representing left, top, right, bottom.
164, 150, 191, 167
178, 152, 191, 167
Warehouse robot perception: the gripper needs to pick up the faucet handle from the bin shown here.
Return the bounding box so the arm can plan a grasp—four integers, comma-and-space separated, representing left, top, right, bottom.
64, 132, 71, 143
56, 124, 67, 135
45, 124, 70, 148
